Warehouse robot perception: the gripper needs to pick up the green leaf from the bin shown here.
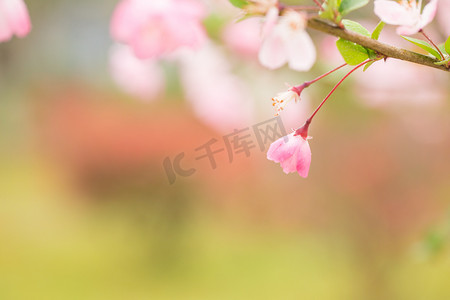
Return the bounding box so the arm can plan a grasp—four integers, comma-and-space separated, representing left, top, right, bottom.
445, 36, 450, 56
435, 57, 450, 66
203, 14, 227, 40
342, 19, 370, 36
339, 0, 369, 16
367, 49, 377, 60
371, 21, 385, 40
336, 38, 369, 65
228, 0, 248, 8
362, 61, 375, 71
424, 231, 446, 255
401, 36, 441, 59
320, 0, 341, 21
363, 60, 375, 71
438, 43, 448, 56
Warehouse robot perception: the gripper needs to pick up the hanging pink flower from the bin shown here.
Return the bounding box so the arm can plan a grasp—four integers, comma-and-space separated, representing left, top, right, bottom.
0, 0, 31, 42
110, 0, 207, 59
267, 131, 312, 177
258, 8, 316, 71
374, 0, 438, 35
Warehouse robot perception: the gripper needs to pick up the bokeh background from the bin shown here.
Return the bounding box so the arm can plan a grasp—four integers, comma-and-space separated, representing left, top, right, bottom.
1, 0, 450, 299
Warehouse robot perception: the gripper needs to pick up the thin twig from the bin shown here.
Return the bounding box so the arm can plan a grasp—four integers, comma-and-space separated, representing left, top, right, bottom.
312, 0, 324, 11
305, 62, 347, 86
419, 29, 445, 60
308, 60, 371, 121
306, 18, 450, 72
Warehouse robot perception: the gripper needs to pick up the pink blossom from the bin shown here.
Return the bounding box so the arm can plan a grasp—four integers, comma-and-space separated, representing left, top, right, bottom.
110, 0, 207, 59
258, 9, 316, 71
178, 44, 254, 133
267, 131, 311, 177
0, 0, 31, 42
374, 0, 438, 35
109, 44, 164, 100
355, 58, 445, 108
222, 18, 261, 58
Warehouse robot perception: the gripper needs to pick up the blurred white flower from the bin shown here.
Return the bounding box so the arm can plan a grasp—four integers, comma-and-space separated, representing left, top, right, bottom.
258, 9, 316, 71
222, 17, 261, 58
355, 59, 445, 108
0, 0, 31, 42
374, 0, 438, 35
109, 44, 165, 100
178, 43, 254, 133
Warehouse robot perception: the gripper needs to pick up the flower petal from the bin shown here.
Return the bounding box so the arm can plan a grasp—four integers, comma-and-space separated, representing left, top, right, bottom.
374, 0, 415, 26
286, 30, 316, 71
261, 7, 279, 38
295, 140, 311, 177
418, 0, 438, 29
396, 24, 421, 35
267, 133, 298, 162
258, 27, 288, 69
276, 138, 311, 177
0, 0, 31, 41
109, 44, 164, 100
0, 8, 13, 42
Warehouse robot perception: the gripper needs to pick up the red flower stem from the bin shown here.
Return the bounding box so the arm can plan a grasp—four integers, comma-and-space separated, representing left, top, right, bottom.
307, 59, 371, 122
419, 29, 445, 60
312, 0, 324, 11
303, 63, 347, 87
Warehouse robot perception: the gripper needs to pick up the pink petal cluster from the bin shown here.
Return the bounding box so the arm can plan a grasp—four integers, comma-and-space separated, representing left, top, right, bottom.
109, 44, 165, 100
374, 0, 438, 35
267, 132, 311, 177
259, 8, 316, 71
110, 0, 207, 59
0, 0, 31, 42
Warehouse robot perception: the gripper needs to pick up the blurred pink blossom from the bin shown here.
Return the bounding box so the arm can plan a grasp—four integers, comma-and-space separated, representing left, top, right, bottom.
222, 18, 261, 58
374, 0, 438, 35
355, 58, 445, 108
259, 8, 316, 71
0, 0, 31, 42
109, 44, 164, 100
437, 0, 450, 36
178, 44, 254, 133
319, 36, 342, 65
110, 0, 207, 59
267, 132, 311, 177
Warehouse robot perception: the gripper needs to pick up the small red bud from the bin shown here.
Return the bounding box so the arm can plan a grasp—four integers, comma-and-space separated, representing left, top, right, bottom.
294, 118, 311, 139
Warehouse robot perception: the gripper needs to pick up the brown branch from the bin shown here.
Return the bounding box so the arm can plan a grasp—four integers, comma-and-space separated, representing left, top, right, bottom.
306, 18, 450, 72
